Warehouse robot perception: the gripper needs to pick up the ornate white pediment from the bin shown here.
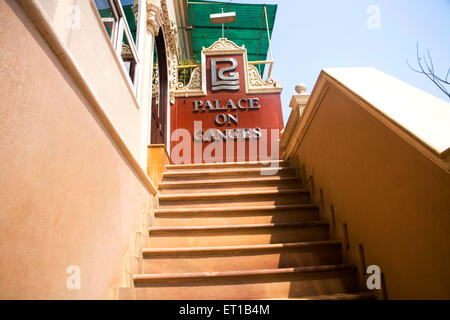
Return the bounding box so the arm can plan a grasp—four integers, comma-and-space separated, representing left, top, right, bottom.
176, 67, 203, 95
247, 65, 282, 93
175, 38, 282, 97
203, 38, 245, 53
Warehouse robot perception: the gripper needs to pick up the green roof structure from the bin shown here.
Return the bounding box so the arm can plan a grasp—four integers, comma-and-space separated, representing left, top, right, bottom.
187, 0, 277, 76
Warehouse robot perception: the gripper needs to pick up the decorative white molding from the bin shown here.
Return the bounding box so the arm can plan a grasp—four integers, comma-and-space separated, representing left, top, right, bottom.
295, 83, 307, 94
176, 67, 202, 90
146, 1, 161, 36
281, 84, 310, 151
132, 2, 139, 19
175, 38, 282, 97
247, 64, 282, 93
175, 68, 204, 97
203, 38, 246, 53
145, 0, 179, 104
152, 63, 159, 99
289, 83, 310, 117
160, 0, 179, 104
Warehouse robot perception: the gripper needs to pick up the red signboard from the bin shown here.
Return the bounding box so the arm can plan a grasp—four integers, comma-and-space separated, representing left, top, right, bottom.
171, 39, 283, 164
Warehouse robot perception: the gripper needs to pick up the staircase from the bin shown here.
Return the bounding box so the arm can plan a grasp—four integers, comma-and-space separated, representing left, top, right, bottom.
130, 160, 375, 300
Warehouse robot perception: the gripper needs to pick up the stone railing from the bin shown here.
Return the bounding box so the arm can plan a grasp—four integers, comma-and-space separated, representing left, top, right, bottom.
280, 83, 309, 155
280, 68, 450, 299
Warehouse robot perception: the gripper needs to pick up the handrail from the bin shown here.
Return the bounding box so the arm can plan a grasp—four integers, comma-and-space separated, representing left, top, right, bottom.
176, 60, 274, 80
177, 64, 200, 69
249, 60, 273, 65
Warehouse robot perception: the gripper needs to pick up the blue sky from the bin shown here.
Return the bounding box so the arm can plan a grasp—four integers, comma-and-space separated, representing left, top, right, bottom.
212, 0, 450, 124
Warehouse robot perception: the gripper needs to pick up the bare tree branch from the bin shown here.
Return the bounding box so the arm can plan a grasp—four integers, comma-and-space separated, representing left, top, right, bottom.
426, 49, 434, 76
407, 42, 449, 99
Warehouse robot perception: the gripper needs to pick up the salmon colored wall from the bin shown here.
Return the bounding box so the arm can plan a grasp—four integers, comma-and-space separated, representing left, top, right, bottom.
147, 145, 171, 188
288, 84, 450, 299
0, 1, 152, 299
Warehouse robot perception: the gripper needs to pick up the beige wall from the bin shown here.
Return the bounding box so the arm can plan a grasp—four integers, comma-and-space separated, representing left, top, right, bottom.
282, 77, 450, 299
0, 0, 154, 299
36, 0, 151, 169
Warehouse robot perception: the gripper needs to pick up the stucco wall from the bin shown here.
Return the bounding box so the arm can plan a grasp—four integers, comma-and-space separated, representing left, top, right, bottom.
287, 83, 450, 299
0, 0, 153, 299
36, 0, 150, 169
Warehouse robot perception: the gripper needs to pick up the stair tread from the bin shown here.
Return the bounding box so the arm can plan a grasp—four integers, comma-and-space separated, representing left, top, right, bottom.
260, 292, 377, 300
155, 204, 318, 214
149, 221, 328, 232
167, 160, 286, 170
136, 161, 367, 299
163, 166, 295, 176
298, 292, 377, 300
142, 240, 341, 255
133, 264, 356, 282
159, 188, 309, 200
159, 176, 299, 188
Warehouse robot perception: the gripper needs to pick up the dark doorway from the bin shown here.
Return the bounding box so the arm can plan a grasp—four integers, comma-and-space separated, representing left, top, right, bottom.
151, 28, 168, 145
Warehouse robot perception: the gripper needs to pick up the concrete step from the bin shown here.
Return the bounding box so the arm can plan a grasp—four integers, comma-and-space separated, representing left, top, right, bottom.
262, 292, 377, 300
138, 161, 367, 301
133, 264, 358, 300
158, 189, 311, 209
148, 221, 330, 248
158, 176, 303, 194
143, 240, 343, 274
162, 166, 297, 181
296, 292, 378, 300
167, 160, 288, 171
153, 204, 319, 226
